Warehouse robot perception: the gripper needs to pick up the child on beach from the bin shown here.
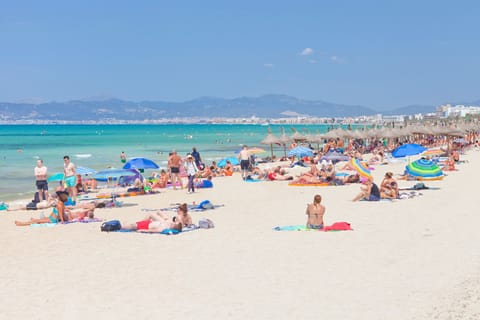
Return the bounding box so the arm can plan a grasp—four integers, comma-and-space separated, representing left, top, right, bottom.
306, 194, 325, 229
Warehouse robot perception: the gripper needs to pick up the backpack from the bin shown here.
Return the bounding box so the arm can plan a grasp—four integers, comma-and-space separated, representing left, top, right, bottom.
413, 182, 427, 190
198, 200, 214, 210
26, 201, 37, 210
198, 218, 215, 229
101, 220, 121, 232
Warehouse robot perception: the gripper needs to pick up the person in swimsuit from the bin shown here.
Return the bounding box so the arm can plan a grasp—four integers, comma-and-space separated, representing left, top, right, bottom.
380, 172, 398, 199
175, 203, 192, 227
63, 155, 77, 203
306, 194, 326, 229
34, 159, 49, 202
352, 176, 380, 201
120, 151, 127, 163
15, 191, 69, 226
121, 211, 182, 232
167, 150, 183, 190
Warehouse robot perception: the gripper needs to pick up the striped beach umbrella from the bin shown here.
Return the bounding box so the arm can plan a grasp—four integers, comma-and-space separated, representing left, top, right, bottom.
405, 159, 443, 179
422, 148, 446, 157
350, 158, 371, 178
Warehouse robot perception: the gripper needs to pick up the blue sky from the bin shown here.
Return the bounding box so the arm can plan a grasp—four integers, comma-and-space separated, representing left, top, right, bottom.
1, 0, 479, 109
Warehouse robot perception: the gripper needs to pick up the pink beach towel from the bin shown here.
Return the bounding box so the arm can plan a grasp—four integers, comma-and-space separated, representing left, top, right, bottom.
323, 222, 352, 231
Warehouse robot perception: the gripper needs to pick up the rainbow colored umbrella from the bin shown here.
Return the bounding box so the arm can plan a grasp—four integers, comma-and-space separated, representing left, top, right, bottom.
350, 158, 371, 178
405, 159, 443, 179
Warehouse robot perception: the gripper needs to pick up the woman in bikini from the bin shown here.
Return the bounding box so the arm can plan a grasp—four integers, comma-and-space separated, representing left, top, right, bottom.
15, 191, 69, 226
305, 194, 326, 230
380, 172, 398, 199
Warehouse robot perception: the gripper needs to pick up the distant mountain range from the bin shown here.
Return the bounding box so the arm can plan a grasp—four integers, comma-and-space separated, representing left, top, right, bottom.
0, 94, 445, 121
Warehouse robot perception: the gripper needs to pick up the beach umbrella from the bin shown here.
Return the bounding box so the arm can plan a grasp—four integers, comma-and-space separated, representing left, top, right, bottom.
405, 159, 443, 179
260, 130, 281, 158
217, 157, 240, 168
93, 169, 137, 181
391, 143, 427, 158
47, 172, 64, 182
76, 166, 97, 176
290, 130, 307, 142
422, 148, 446, 157
236, 147, 265, 154
349, 158, 371, 178
320, 151, 350, 163
123, 157, 159, 170
287, 146, 313, 158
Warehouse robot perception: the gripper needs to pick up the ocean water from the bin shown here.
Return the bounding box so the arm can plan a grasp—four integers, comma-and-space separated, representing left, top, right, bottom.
0, 123, 336, 201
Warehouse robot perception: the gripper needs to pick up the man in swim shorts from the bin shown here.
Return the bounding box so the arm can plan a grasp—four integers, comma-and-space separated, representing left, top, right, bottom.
63, 155, 77, 203
167, 150, 183, 190
34, 159, 49, 202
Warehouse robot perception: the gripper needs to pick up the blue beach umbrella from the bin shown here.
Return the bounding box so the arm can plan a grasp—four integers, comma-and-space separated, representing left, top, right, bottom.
287, 146, 313, 158
76, 166, 97, 175
123, 157, 159, 170
47, 172, 64, 182
217, 157, 240, 168
93, 169, 138, 181
391, 143, 427, 158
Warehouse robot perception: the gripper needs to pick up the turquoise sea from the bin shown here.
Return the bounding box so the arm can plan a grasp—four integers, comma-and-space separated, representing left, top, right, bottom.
0, 124, 338, 201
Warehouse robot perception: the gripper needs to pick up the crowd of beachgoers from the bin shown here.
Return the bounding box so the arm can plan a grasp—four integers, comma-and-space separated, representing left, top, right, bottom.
4, 123, 478, 234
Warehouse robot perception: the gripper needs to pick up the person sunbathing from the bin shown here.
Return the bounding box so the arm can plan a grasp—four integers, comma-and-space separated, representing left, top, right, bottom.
220, 161, 234, 176
121, 211, 182, 232
343, 173, 360, 184
15, 191, 69, 226
175, 203, 193, 227
306, 194, 326, 229
380, 172, 398, 199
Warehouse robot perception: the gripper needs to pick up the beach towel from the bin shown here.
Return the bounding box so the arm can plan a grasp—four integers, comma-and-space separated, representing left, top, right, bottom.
114, 228, 181, 235
273, 222, 353, 232
63, 217, 104, 224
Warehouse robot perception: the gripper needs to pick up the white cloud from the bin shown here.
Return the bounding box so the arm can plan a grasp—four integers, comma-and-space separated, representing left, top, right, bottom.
330, 55, 344, 64
300, 48, 314, 56
264, 63, 274, 68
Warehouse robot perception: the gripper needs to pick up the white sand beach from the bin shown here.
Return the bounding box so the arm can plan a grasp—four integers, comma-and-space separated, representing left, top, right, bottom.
1, 150, 480, 319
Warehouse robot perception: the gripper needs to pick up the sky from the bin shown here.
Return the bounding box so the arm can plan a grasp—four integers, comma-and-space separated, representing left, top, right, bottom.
1, 0, 479, 109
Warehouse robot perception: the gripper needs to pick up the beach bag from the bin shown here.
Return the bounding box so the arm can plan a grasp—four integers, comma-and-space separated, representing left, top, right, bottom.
26, 201, 37, 210
198, 200, 214, 210
413, 182, 427, 190
101, 220, 121, 232
198, 218, 215, 229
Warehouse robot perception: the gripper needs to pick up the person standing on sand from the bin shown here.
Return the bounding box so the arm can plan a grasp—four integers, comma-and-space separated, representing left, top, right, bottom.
120, 151, 127, 164
191, 147, 202, 169
34, 159, 49, 202
238, 145, 250, 180
306, 194, 325, 229
63, 155, 77, 203
184, 154, 199, 193
168, 150, 183, 190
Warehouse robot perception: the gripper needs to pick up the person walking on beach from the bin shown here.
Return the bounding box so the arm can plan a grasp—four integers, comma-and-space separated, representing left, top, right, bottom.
306, 194, 326, 229
184, 154, 199, 193
120, 151, 127, 164
168, 150, 183, 190
191, 147, 202, 169
238, 145, 250, 180
34, 159, 49, 202
63, 155, 77, 203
